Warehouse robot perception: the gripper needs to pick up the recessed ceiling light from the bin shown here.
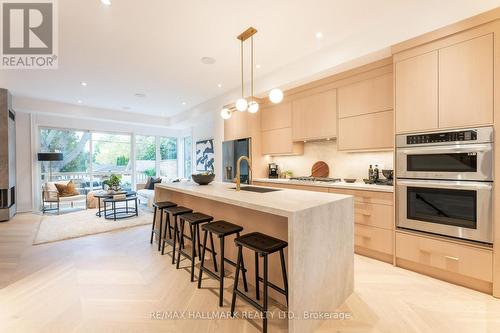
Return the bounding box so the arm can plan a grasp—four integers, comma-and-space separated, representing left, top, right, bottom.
200, 57, 216, 65
80, 81, 87, 86
315, 32, 324, 39
182, 102, 187, 106
101, 0, 111, 6
77, 100, 83, 104
256, 64, 261, 69
217, 83, 222, 88
134, 93, 146, 98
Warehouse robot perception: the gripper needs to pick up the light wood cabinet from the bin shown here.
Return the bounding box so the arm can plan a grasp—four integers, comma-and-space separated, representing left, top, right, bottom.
292, 89, 337, 141
354, 201, 394, 230
224, 111, 251, 141
338, 110, 394, 151
261, 102, 292, 131
438, 34, 494, 128
395, 51, 439, 133
260, 102, 303, 155
261, 128, 303, 155
355, 224, 394, 262
396, 232, 493, 283
338, 73, 393, 118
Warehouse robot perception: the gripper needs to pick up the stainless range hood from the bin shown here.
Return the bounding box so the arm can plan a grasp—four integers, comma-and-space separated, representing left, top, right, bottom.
0, 88, 16, 222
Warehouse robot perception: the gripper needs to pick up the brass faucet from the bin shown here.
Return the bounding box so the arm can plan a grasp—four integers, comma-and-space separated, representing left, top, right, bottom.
234, 155, 251, 191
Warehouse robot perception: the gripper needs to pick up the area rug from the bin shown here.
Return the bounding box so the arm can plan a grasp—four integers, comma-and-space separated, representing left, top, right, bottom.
33, 208, 153, 245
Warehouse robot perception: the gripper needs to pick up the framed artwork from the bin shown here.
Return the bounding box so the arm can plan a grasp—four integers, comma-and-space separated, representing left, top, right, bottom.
195, 139, 214, 171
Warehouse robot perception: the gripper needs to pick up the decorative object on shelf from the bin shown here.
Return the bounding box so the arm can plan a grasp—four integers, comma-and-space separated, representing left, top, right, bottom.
195, 139, 215, 171
192, 172, 215, 185
220, 27, 283, 119
344, 178, 357, 183
37, 152, 63, 182
102, 174, 122, 193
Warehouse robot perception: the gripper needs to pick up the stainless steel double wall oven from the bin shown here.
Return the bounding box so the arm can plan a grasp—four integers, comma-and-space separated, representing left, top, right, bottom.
396, 127, 493, 244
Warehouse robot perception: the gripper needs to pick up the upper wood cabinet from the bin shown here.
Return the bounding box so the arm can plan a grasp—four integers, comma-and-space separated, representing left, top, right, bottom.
292, 89, 337, 141
338, 73, 393, 118
260, 102, 303, 155
338, 110, 394, 151
438, 34, 494, 128
224, 110, 261, 141
261, 102, 292, 131
394, 31, 494, 134
261, 127, 303, 155
395, 51, 439, 133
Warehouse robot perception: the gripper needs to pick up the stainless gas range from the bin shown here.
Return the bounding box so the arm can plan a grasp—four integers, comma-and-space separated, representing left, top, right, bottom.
396, 126, 493, 244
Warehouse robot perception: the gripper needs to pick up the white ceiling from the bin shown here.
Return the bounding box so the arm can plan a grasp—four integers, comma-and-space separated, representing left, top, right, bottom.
1, 0, 500, 118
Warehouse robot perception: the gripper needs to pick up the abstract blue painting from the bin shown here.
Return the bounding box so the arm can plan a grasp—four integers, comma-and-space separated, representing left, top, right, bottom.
195, 139, 215, 172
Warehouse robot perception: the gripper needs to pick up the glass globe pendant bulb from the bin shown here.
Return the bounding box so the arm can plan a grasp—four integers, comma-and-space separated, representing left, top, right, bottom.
248, 101, 259, 113
235, 98, 248, 112
269, 88, 284, 104
220, 108, 231, 119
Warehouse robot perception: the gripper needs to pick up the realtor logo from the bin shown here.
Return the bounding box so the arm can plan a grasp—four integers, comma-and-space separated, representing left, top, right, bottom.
1, 0, 58, 69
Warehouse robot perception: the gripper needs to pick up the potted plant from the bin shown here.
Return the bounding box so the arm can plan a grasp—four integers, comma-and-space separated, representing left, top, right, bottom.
102, 174, 122, 193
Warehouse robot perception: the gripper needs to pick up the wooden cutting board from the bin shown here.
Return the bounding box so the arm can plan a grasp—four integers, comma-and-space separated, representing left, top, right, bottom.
311, 161, 329, 178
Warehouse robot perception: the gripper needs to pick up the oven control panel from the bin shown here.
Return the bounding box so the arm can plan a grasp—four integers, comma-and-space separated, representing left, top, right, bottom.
406, 130, 477, 145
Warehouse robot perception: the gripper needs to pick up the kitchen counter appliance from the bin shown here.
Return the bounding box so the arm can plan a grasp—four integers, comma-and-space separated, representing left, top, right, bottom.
268, 163, 279, 178
396, 127, 493, 243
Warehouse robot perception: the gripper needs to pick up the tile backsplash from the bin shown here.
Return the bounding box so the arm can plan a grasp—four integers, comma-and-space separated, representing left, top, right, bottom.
271, 140, 393, 180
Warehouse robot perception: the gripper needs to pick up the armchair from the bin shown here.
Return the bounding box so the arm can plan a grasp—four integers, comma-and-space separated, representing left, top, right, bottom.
41, 181, 87, 214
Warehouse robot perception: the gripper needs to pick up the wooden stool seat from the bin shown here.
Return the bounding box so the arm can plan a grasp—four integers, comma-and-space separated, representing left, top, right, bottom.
235, 232, 288, 254
202, 220, 243, 237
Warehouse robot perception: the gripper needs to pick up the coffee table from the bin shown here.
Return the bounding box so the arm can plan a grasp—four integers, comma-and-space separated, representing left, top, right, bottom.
103, 196, 138, 220
94, 191, 137, 217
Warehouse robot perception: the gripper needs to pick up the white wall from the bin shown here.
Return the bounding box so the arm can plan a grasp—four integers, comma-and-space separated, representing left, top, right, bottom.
271, 140, 393, 180
15, 112, 33, 213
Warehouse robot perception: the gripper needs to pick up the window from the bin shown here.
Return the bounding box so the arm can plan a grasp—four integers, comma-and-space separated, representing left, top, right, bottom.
160, 137, 177, 178
183, 136, 192, 178
135, 135, 157, 183
92, 133, 132, 190
39, 128, 90, 191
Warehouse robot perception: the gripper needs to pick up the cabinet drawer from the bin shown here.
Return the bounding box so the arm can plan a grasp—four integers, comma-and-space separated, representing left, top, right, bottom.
328, 188, 393, 206
354, 202, 393, 230
396, 232, 493, 282
355, 224, 393, 255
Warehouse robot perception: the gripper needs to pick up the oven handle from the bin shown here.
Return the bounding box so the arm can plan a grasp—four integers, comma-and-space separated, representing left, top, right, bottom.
397, 143, 492, 155
396, 179, 493, 190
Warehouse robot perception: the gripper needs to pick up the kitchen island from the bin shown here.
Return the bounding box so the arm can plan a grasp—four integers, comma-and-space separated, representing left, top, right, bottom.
155, 181, 354, 333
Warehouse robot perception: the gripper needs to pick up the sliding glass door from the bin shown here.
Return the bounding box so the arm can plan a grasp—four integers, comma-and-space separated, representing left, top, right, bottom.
135, 135, 157, 183
91, 133, 132, 191
39, 128, 90, 192
160, 137, 178, 178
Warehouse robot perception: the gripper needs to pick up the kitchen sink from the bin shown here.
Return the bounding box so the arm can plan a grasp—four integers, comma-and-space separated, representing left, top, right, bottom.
231, 186, 281, 193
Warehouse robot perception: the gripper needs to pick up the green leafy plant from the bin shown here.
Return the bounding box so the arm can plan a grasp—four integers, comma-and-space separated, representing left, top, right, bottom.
103, 174, 122, 191
143, 168, 156, 177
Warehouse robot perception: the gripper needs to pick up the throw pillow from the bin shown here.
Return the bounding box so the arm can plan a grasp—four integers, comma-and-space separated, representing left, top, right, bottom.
147, 177, 161, 190
55, 180, 80, 197
144, 177, 153, 190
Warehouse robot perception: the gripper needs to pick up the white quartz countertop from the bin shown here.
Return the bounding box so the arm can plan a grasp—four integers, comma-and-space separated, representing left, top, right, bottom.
253, 178, 394, 192
156, 181, 352, 218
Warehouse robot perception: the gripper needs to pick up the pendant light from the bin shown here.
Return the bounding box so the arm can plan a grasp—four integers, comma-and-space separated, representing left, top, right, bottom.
221, 27, 282, 120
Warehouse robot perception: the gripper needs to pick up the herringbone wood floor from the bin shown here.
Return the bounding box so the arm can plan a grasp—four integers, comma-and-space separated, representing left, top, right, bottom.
1, 213, 500, 333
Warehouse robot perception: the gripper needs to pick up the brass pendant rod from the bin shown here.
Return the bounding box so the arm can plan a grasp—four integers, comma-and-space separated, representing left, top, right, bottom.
241, 40, 244, 98
251, 36, 254, 101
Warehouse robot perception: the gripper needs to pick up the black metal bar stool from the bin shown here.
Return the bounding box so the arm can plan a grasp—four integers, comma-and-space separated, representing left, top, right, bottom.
231, 232, 289, 333
162, 206, 193, 264
197, 220, 249, 306
176, 212, 218, 282
150, 201, 177, 251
